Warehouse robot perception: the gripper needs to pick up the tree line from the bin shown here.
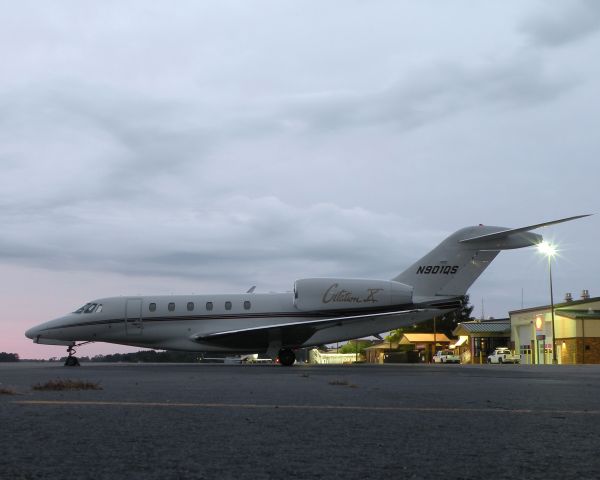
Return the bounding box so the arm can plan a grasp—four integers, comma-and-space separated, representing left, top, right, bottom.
58, 350, 203, 363
0, 352, 20, 362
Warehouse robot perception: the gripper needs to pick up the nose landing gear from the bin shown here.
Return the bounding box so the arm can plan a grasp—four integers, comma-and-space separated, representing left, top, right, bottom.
64, 345, 80, 367
63, 342, 92, 367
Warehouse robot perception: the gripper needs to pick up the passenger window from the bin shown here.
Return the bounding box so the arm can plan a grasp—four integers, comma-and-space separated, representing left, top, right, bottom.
149, 303, 156, 312
206, 302, 213, 311
244, 301, 251, 310
168, 302, 175, 312
187, 302, 194, 311
96, 304, 103, 313
225, 301, 232, 310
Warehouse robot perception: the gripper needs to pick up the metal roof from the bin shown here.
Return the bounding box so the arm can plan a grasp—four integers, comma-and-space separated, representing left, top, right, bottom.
452, 319, 510, 336
509, 296, 600, 315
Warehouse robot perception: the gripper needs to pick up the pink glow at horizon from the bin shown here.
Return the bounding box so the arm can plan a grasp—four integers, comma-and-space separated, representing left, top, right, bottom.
0, 263, 232, 360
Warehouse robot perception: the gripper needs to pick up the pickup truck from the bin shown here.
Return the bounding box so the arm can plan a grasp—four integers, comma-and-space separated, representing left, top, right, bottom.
487, 347, 521, 364
433, 350, 460, 364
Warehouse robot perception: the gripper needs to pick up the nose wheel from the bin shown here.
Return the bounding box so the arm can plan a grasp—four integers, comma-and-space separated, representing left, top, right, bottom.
64, 345, 80, 367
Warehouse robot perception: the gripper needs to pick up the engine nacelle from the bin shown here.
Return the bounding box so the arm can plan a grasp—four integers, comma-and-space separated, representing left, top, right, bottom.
293, 278, 413, 312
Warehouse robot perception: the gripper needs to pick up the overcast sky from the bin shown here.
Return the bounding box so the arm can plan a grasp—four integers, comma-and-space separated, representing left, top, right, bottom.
1, 0, 598, 359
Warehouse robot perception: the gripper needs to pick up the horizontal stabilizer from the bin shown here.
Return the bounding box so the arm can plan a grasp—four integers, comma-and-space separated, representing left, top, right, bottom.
459, 214, 591, 244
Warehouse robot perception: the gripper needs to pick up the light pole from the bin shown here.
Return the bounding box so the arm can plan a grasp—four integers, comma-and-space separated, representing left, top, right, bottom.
433, 316, 437, 362
538, 242, 557, 364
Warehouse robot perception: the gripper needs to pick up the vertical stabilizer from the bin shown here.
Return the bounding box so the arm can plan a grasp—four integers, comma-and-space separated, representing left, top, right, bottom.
393, 215, 591, 298
393, 227, 503, 298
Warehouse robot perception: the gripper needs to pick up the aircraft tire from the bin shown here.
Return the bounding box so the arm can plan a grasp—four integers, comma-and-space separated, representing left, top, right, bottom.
64, 356, 80, 367
278, 349, 295, 366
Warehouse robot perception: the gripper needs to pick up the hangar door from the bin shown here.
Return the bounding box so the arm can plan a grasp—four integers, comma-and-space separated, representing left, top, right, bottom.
125, 298, 143, 335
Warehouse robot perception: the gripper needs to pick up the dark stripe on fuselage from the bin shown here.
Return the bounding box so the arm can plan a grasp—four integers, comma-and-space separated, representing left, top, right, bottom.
39, 303, 420, 332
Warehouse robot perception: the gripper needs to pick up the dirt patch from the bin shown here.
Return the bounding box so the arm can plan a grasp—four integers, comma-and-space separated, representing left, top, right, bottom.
32, 379, 102, 391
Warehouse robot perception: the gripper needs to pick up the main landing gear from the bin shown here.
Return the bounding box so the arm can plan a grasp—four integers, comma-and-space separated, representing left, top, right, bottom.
278, 348, 296, 366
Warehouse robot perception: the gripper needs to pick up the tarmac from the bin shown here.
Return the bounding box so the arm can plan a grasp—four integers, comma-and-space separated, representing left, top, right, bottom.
2, 362, 600, 480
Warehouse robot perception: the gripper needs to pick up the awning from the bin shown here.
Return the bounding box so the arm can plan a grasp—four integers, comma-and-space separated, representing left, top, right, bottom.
453, 320, 510, 336
450, 336, 468, 349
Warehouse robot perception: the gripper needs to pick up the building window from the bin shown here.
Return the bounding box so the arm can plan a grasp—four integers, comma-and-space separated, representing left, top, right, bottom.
206, 302, 213, 311
149, 303, 156, 312
187, 302, 194, 311
225, 301, 232, 311
168, 302, 175, 312
244, 301, 251, 310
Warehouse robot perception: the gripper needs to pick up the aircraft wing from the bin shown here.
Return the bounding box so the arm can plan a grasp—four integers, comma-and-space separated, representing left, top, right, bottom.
191, 308, 426, 350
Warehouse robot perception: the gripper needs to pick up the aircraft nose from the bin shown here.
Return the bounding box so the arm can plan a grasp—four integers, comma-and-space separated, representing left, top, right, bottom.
25, 316, 66, 340
24, 317, 77, 345
25, 326, 39, 339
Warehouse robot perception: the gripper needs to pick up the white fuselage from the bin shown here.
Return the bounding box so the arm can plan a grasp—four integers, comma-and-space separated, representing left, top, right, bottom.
25, 293, 436, 353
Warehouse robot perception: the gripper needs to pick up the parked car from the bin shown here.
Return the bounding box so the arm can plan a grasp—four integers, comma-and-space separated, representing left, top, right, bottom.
487, 347, 521, 364
433, 350, 460, 364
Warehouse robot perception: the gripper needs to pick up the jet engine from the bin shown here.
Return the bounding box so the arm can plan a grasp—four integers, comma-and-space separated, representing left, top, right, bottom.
293, 278, 413, 311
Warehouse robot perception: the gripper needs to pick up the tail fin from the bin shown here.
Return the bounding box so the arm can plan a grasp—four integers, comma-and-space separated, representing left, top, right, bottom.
394, 215, 590, 299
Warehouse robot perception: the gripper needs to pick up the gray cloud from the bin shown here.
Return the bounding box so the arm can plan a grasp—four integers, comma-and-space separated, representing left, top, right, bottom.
520, 0, 600, 47
0, 1, 598, 322
0, 84, 218, 211
0, 196, 435, 290
273, 51, 575, 135
2, 45, 573, 222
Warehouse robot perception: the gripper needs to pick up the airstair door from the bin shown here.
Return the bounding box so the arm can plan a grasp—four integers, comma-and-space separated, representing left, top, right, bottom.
125, 298, 143, 335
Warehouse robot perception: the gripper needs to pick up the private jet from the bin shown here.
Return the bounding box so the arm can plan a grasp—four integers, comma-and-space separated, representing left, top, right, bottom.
25, 215, 589, 366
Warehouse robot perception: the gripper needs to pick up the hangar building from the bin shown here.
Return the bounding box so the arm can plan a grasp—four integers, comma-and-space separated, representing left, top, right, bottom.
509, 290, 600, 364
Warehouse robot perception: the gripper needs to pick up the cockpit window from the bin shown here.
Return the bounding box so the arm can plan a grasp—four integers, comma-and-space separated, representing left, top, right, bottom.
96, 304, 103, 313
74, 303, 91, 314
84, 303, 98, 314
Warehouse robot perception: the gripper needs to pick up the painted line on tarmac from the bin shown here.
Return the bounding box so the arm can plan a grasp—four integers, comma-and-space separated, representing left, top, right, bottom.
13, 400, 600, 415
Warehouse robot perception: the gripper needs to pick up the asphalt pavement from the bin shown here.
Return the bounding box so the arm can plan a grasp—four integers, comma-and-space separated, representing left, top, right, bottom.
1, 362, 600, 480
